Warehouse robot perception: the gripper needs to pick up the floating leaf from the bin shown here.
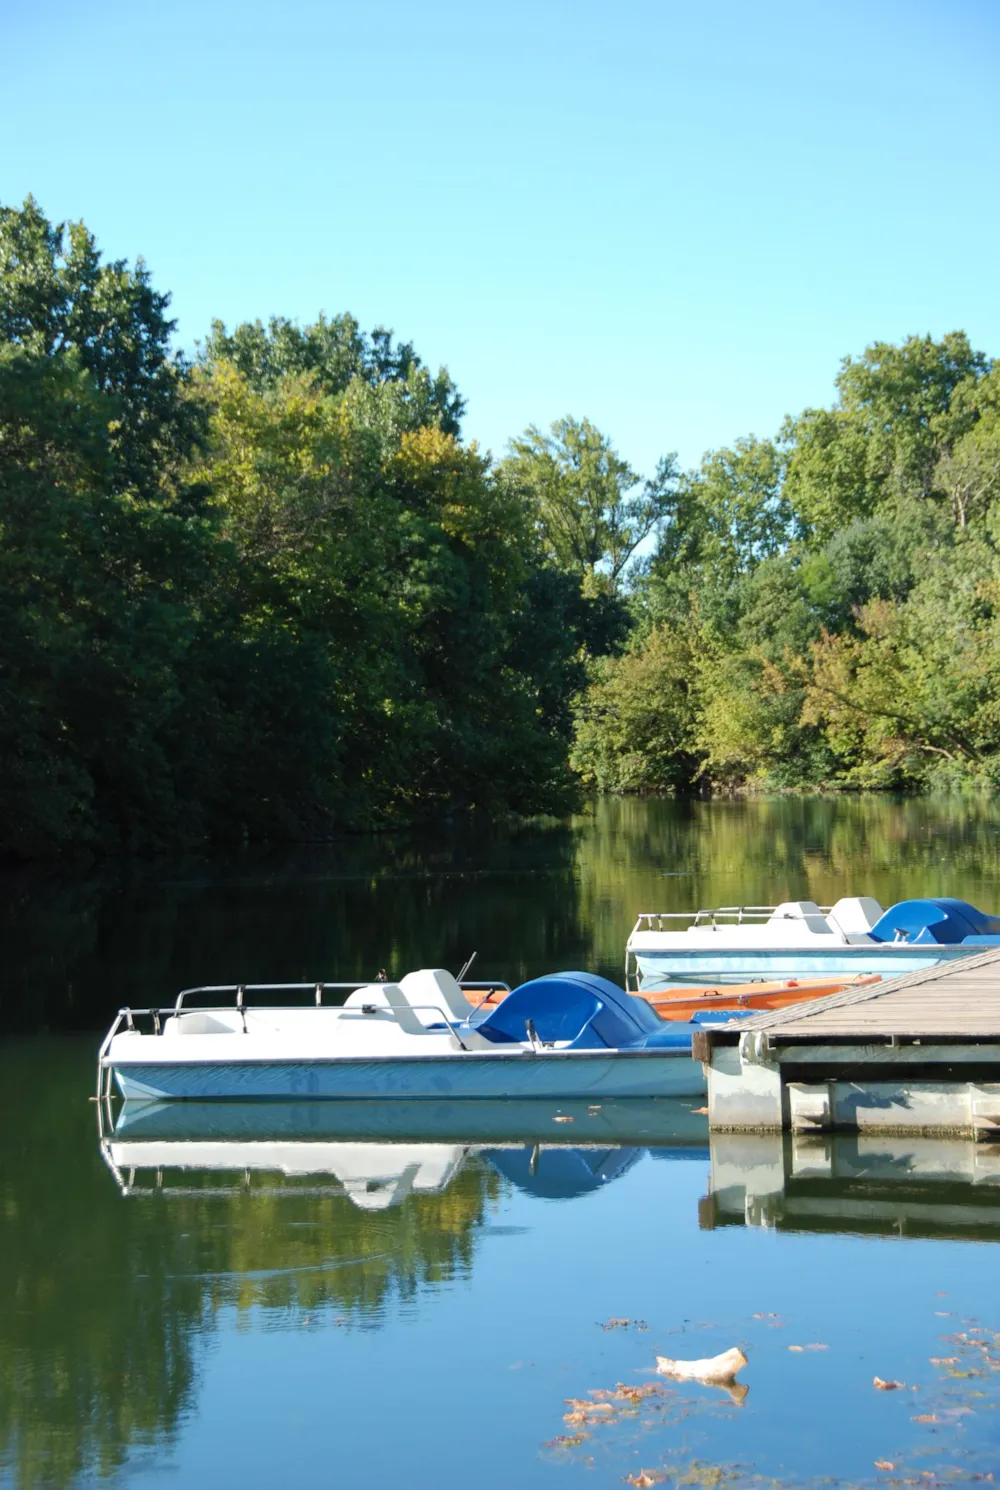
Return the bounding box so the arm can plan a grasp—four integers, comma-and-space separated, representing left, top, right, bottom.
912, 1414, 939, 1423
874, 1377, 904, 1390
875, 1462, 896, 1472
930, 1357, 960, 1365
624, 1473, 665, 1487
788, 1345, 805, 1352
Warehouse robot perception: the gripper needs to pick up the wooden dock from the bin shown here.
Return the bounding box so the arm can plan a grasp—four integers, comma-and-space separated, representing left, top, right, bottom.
692, 947, 1000, 1135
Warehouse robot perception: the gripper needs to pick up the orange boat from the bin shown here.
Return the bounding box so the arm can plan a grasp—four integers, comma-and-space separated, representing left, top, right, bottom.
637, 974, 882, 1021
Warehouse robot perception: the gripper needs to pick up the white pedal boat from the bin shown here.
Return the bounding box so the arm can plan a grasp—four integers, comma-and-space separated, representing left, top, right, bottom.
98, 969, 708, 1103
626, 896, 1000, 989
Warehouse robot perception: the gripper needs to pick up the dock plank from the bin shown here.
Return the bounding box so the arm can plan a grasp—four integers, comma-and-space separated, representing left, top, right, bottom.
720, 946, 1000, 1039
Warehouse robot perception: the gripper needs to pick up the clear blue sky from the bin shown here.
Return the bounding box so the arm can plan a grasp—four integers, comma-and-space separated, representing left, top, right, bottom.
4, 0, 998, 475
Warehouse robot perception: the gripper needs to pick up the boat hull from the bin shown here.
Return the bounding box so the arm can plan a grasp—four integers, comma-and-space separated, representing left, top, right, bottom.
111, 1049, 705, 1102
634, 943, 976, 986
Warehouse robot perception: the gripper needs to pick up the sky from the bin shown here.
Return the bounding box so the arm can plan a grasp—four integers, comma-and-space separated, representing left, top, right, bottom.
3, 0, 999, 476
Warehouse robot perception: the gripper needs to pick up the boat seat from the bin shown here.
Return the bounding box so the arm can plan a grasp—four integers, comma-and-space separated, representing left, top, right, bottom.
342, 983, 432, 1036
827, 896, 883, 937
768, 901, 833, 935
162, 1011, 238, 1036
476, 980, 606, 1048
399, 969, 474, 1025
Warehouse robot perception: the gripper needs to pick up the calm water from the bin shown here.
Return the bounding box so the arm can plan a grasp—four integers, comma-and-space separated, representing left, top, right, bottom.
5, 796, 1000, 1489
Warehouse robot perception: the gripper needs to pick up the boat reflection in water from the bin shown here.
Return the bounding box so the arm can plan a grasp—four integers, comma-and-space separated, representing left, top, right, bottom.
99, 1097, 710, 1207
702, 1130, 1000, 1241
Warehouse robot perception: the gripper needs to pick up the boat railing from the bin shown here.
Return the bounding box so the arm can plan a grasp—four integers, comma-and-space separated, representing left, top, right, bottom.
623, 907, 834, 991
96, 977, 513, 1098
629, 906, 835, 934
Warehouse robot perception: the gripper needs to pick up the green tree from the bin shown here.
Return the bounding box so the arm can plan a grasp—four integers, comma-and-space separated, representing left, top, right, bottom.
505, 417, 679, 593
202, 312, 465, 436
783, 332, 989, 540
0, 198, 214, 855
572, 626, 699, 791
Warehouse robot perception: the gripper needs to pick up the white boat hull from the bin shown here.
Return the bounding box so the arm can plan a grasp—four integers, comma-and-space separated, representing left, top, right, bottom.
112, 1048, 705, 1102
633, 943, 975, 986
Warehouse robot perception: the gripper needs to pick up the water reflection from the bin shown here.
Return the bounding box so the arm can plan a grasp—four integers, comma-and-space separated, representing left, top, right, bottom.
9, 793, 1000, 1036
704, 1130, 1000, 1241
100, 1097, 710, 1206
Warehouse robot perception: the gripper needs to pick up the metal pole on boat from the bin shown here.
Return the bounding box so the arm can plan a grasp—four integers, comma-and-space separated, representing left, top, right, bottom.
457, 951, 478, 982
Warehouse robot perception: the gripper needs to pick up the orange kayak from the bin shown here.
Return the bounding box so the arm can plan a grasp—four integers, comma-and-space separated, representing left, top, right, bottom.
638, 974, 882, 1021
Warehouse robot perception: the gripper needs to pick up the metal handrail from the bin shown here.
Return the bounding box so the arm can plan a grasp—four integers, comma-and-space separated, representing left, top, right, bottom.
174, 980, 370, 1011
630, 906, 834, 934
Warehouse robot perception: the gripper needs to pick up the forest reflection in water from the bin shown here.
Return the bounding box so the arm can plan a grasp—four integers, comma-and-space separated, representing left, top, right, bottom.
7, 792, 1000, 1036
5, 795, 1000, 1488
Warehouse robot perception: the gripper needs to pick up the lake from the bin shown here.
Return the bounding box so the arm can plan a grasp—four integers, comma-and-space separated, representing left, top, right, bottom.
4, 795, 1000, 1489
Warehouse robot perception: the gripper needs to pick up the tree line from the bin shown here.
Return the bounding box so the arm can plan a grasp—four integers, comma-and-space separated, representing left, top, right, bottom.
2, 196, 999, 857
574, 330, 1000, 796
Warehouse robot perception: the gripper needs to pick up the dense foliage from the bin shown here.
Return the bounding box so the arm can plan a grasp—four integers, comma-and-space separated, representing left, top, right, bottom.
4, 195, 1000, 858
0, 199, 625, 857
573, 335, 1000, 795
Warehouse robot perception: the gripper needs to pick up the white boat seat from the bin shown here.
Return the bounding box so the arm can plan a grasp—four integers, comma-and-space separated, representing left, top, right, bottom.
827, 896, 883, 937
342, 983, 431, 1036
399, 969, 473, 1024
767, 901, 832, 935
162, 1011, 238, 1036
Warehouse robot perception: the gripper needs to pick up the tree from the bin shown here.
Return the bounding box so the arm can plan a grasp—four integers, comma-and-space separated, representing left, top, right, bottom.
680, 436, 792, 586
783, 332, 989, 540
571, 626, 699, 792
505, 416, 679, 593
0, 198, 213, 855
202, 312, 465, 436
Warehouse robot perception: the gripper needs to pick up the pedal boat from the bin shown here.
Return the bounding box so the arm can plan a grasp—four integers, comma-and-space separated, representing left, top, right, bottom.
98, 969, 711, 1104
626, 897, 1000, 989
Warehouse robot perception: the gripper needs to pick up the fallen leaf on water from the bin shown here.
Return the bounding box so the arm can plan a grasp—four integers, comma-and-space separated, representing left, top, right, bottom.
874, 1377, 904, 1390
930, 1357, 960, 1365
875, 1462, 896, 1472
601, 1318, 632, 1330
545, 1432, 591, 1447
553, 1115, 574, 1123
788, 1345, 805, 1353
612, 1383, 661, 1403
624, 1473, 665, 1487
912, 1414, 939, 1423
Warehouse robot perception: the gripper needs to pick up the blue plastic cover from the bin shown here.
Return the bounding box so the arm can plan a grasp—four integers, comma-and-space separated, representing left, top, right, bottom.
474, 972, 665, 1049
870, 898, 1000, 945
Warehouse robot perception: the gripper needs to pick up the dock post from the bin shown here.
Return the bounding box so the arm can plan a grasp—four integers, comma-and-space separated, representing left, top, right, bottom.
704, 1030, 784, 1130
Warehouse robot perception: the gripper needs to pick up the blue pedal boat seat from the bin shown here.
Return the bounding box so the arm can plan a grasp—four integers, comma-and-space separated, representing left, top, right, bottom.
473, 971, 693, 1050
870, 897, 1000, 946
